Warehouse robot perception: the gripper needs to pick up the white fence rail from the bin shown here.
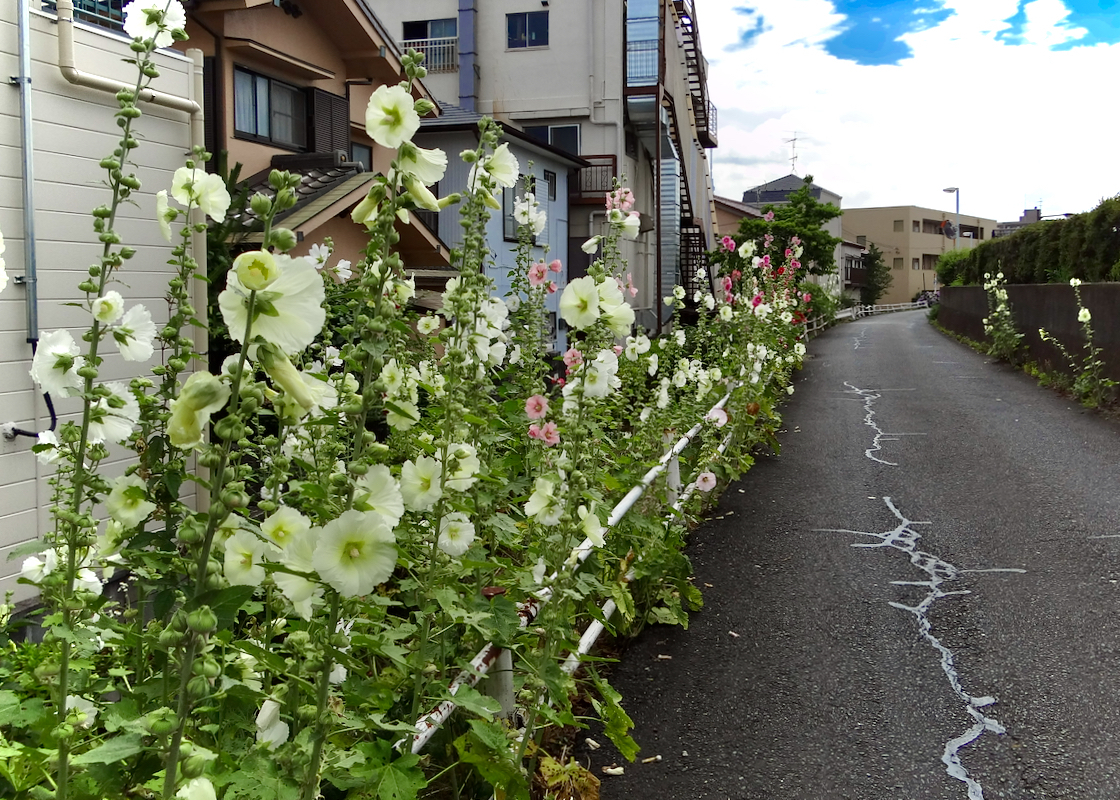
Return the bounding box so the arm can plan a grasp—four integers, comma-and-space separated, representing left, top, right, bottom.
806, 300, 930, 337
403, 384, 742, 754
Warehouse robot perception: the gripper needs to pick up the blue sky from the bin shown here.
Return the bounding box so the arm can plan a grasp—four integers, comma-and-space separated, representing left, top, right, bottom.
703, 0, 1120, 223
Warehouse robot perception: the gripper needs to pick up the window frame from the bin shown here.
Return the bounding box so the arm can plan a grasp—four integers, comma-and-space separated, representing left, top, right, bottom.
233, 66, 307, 150
523, 124, 580, 156
507, 10, 549, 49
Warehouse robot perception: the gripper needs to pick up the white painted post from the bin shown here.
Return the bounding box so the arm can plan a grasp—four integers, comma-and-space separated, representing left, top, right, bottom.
484, 648, 516, 720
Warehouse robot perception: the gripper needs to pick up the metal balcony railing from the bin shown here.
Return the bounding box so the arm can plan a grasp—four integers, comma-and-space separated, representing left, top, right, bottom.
626, 39, 658, 87
41, 0, 124, 31
569, 155, 617, 204
400, 36, 459, 74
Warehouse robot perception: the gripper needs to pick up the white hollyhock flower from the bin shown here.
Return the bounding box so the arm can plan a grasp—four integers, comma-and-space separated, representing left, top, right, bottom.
219, 254, 325, 354
155, 189, 175, 242
312, 510, 398, 597
470, 143, 520, 191
794, 342, 806, 356
91, 291, 124, 324
105, 475, 155, 529
600, 300, 635, 338
365, 84, 420, 149
170, 167, 231, 222
275, 528, 322, 620
400, 456, 442, 511
738, 240, 756, 260
175, 777, 217, 800
438, 512, 476, 557
647, 352, 659, 376
87, 382, 140, 444
696, 472, 717, 492
704, 294, 716, 311
578, 505, 606, 547
65, 695, 99, 728
30, 330, 85, 397
21, 549, 58, 583
524, 477, 564, 526
260, 506, 311, 549
112, 304, 157, 362
398, 143, 448, 184
123, 0, 186, 48
1078, 307, 1091, 323
417, 314, 440, 335
354, 465, 404, 529
255, 698, 289, 750
168, 370, 230, 449
223, 529, 270, 587
35, 430, 60, 465
74, 568, 102, 595
386, 399, 420, 430
559, 276, 601, 330
442, 443, 480, 492
719, 305, 733, 321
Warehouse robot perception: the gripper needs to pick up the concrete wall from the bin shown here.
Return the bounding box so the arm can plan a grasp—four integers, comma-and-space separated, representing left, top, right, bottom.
0, 7, 197, 602
939, 284, 1120, 382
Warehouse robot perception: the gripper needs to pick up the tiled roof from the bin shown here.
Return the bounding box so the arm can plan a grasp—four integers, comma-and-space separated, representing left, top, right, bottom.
421, 101, 485, 128
233, 152, 367, 226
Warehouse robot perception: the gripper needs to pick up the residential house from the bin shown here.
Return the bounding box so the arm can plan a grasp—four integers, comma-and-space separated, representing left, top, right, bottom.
713, 194, 762, 237
414, 102, 588, 353
1, 0, 200, 603
843, 205, 997, 304
176, 0, 451, 272
372, 0, 720, 333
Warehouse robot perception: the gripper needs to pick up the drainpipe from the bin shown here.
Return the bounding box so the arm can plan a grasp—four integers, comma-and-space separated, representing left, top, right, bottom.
14, 0, 39, 346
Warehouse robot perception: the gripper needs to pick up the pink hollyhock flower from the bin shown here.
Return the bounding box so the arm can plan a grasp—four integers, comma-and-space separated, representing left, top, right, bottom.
803, 292, 812, 303
722, 276, 733, 292
539, 421, 560, 446
563, 347, 583, 368
613, 344, 624, 355
525, 394, 549, 420
790, 259, 801, 269
764, 234, 774, 247
549, 259, 563, 273
547, 281, 558, 294
791, 235, 801, 245
731, 269, 742, 281
696, 471, 717, 492
707, 408, 729, 427
528, 261, 548, 287
721, 236, 736, 252
761, 255, 771, 267
528, 423, 543, 440
752, 293, 763, 307
784, 248, 792, 258
764, 211, 775, 222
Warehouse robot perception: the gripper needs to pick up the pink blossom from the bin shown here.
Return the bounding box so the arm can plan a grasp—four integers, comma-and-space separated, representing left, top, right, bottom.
606, 186, 635, 212
764, 233, 774, 247
707, 408, 729, 427
731, 269, 742, 282
547, 281, 558, 294
528, 423, 543, 440
790, 235, 801, 246
790, 259, 801, 270
802, 292, 812, 303
696, 471, 717, 492
721, 236, 736, 252
549, 259, 563, 273
784, 248, 793, 258
613, 344, 624, 355
752, 293, 763, 307
539, 421, 560, 446
722, 276, 733, 292
764, 211, 775, 222
525, 394, 549, 420
761, 255, 771, 267
625, 272, 639, 297
528, 261, 548, 287
563, 348, 583, 368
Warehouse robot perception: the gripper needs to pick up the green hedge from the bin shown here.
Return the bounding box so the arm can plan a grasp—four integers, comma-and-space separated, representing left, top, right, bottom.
938, 195, 1120, 286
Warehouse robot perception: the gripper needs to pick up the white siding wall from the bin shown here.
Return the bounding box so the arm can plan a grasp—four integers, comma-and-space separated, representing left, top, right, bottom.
0, 8, 196, 603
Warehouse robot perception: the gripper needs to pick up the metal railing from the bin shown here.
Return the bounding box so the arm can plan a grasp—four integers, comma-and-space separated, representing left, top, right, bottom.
400, 36, 459, 73
805, 300, 930, 338
41, 0, 124, 31
570, 154, 617, 204
626, 39, 658, 87
404, 384, 743, 754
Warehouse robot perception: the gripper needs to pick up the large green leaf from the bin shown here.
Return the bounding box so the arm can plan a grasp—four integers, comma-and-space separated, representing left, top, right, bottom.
71, 733, 144, 765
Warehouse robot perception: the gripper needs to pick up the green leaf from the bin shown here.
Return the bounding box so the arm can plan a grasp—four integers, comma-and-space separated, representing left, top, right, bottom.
454, 721, 528, 800
589, 672, 639, 762
71, 733, 144, 765
441, 684, 501, 720
371, 752, 427, 800
190, 584, 257, 630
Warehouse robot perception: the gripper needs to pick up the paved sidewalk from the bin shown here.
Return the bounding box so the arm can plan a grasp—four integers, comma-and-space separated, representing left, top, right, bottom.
586, 311, 1120, 800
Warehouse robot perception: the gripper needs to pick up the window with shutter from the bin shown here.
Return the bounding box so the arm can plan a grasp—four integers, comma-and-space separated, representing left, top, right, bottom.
308, 89, 351, 154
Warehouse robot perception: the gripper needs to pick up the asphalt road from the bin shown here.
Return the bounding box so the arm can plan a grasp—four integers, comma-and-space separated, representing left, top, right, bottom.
586, 311, 1120, 799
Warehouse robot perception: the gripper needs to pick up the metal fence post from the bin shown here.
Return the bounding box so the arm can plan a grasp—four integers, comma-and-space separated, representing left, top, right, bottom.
665, 432, 682, 506
484, 648, 516, 720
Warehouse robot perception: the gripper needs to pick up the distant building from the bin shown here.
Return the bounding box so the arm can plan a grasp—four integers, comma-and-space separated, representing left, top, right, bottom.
714, 195, 762, 236
843, 206, 997, 304
993, 208, 1043, 238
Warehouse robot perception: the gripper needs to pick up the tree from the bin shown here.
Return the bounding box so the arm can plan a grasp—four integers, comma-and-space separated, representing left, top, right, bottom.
735, 175, 842, 274
861, 243, 892, 304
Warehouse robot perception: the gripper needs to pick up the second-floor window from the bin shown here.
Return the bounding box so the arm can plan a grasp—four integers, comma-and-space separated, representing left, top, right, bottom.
524, 124, 579, 156
234, 67, 307, 149
507, 11, 548, 49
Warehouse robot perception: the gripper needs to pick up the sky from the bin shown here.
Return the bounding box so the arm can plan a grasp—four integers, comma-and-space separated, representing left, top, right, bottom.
700, 0, 1120, 228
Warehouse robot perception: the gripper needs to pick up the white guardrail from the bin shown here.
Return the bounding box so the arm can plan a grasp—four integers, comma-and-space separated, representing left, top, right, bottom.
805, 299, 930, 337
402, 384, 742, 755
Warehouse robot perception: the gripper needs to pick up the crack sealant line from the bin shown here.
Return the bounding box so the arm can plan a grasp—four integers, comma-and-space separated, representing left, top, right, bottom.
844, 382, 925, 466
816, 497, 1025, 800
406, 387, 740, 753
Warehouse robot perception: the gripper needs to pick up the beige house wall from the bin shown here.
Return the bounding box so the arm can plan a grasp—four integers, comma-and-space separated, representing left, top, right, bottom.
0, 7, 197, 602
843, 206, 996, 304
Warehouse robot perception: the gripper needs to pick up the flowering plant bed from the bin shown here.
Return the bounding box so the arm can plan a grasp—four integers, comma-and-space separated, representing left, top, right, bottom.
0, 5, 814, 799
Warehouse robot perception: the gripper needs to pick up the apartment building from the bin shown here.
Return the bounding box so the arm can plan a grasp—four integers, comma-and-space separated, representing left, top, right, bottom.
373, 0, 719, 332
843, 205, 997, 304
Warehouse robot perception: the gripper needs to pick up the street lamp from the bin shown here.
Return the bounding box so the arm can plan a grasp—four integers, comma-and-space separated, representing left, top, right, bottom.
943, 187, 960, 250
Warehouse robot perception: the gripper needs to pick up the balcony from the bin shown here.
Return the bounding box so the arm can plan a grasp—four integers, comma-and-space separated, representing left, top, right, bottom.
698, 99, 717, 148
626, 39, 658, 87
41, 0, 124, 32
569, 155, 617, 205
400, 36, 459, 74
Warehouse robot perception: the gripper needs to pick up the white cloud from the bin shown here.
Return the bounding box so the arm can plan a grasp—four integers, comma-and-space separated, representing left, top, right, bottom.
703, 0, 1120, 222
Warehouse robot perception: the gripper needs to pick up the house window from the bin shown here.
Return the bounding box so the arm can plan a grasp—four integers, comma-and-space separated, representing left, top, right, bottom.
402, 18, 457, 40
912, 258, 920, 270
524, 124, 580, 156
351, 143, 372, 171
234, 67, 306, 149
893, 219, 904, 232
507, 11, 549, 49
912, 220, 920, 233
893, 258, 903, 270
856, 235, 866, 246
544, 170, 557, 201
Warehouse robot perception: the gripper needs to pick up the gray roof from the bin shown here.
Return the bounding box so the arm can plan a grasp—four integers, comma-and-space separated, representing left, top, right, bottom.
233, 152, 366, 227
742, 173, 836, 206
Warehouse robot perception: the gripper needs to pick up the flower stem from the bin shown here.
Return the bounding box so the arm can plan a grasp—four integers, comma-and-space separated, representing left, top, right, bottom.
301, 591, 341, 800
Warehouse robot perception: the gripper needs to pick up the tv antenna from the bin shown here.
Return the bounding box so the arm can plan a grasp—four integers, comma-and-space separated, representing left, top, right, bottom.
784, 131, 799, 174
